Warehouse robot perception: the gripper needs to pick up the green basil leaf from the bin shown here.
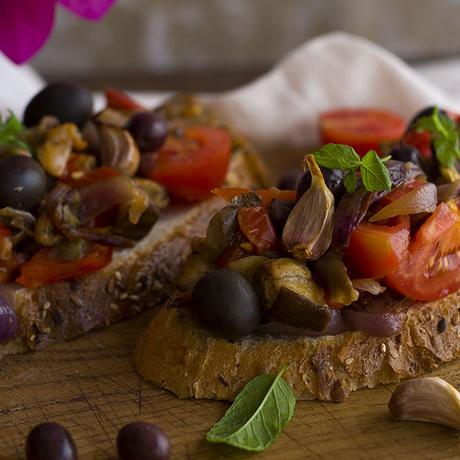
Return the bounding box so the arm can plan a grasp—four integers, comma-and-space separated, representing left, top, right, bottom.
360, 150, 392, 192
0, 111, 27, 149
343, 169, 358, 193
206, 366, 296, 452
313, 143, 361, 170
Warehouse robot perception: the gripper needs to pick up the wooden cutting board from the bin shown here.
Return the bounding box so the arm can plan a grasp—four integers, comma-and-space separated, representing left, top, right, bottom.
0, 311, 459, 460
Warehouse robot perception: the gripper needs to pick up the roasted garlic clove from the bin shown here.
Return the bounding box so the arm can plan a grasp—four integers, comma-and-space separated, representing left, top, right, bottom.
99, 125, 140, 176
389, 377, 460, 430
282, 155, 334, 261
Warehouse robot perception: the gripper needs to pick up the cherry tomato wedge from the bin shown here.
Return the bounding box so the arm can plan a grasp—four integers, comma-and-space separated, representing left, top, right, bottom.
345, 216, 410, 279
213, 187, 296, 208
320, 108, 406, 156
16, 244, 112, 288
237, 206, 279, 255
105, 88, 145, 111
148, 126, 232, 201
386, 202, 460, 301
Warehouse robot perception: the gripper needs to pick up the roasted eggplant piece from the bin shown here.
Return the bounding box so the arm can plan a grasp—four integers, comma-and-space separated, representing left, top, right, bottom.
175, 254, 215, 292
256, 258, 331, 331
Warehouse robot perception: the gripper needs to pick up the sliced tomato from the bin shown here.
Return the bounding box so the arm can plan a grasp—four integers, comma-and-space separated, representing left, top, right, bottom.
16, 244, 112, 289
403, 129, 432, 158
213, 187, 296, 208
345, 216, 410, 279
320, 108, 406, 156
386, 202, 460, 301
0, 255, 22, 283
237, 206, 279, 254
105, 88, 145, 111
148, 126, 232, 201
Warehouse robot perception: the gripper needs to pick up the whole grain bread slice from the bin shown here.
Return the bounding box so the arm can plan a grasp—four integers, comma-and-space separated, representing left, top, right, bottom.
0, 149, 267, 359
134, 293, 460, 402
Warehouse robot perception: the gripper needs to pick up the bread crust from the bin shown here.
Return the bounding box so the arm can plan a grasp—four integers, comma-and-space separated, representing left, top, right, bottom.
1, 149, 266, 358
134, 293, 460, 401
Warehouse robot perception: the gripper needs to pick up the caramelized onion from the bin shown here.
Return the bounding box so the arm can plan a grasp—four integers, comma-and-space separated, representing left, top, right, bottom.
437, 180, 460, 203
0, 285, 17, 343
342, 301, 404, 337
369, 182, 437, 222
333, 161, 424, 249
256, 309, 349, 337
352, 278, 386, 295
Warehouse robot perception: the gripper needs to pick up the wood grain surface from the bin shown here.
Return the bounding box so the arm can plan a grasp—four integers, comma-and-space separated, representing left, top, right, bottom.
0, 311, 459, 460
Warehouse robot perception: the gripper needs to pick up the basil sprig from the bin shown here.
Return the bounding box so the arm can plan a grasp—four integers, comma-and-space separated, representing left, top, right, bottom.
206, 366, 296, 452
313, 143, 392, 193
0, 111, 28, 150
415, 106, 460, 168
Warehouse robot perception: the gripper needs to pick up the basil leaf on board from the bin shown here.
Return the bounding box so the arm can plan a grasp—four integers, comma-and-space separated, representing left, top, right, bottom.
206, 366, 296, 452
313, 143, 361, 170
0, 111, 28, 150
360, 150, 392, 192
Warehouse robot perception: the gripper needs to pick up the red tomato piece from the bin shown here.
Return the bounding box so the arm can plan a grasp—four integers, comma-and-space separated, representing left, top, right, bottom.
62, 166, 120, 188
16, 244, 112, 288
403, 129, 432, 158
237, 206, 279, 254
345, 216, 410, 279
105, 88, 145, 111
320, 108, 406, 156
386, 202, 460, 301
149, 126, 232, 201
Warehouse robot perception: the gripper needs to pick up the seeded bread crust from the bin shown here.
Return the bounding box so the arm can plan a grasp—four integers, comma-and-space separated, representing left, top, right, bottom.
0, 149, 267, 359
134, 293, 460, 401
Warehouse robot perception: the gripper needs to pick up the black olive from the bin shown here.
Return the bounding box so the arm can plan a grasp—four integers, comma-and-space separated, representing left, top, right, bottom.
127, 112, 168, 152
270, 199, 295, 233
388, 144, 422, 168
26, 422, 77, 460
192, 269, 260, 339
276, 169, 303, 190
24, 82, 93, 127
296, 167, 344, 200
0, 289, 17, 343
406, 106, 448, 132
117, 422, 170, 460
0, 155, 47, 210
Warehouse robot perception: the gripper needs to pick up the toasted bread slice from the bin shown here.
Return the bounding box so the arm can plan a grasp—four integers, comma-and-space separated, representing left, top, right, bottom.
1, 149, 267, 359
134, 293, 460, 401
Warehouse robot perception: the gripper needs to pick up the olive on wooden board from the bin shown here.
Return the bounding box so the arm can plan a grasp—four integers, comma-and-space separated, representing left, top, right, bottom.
25, 422, 78, 460
117, 421, 171, 460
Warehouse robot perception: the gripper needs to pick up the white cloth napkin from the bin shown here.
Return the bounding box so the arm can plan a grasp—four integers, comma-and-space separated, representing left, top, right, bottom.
209, 32, 460, 152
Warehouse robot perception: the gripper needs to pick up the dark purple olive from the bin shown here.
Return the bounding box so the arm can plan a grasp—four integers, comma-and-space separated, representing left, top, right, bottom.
24, 82, 93, 127
192, 269, 260, 340
0, 155, 47, 210
270, 199, 295, 233
388, 144, 422, 168
26, 422, 77, 460
276, 170, 303, 190
406, 106, 448, 132
127, 112, 168, 152
0, 289, 17, 343
117, 422, 170, 460
296, 167, 344, 200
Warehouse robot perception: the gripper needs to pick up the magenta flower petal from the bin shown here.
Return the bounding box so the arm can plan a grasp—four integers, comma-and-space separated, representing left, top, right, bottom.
59, 0, 116, 20
0, 0, 56, 65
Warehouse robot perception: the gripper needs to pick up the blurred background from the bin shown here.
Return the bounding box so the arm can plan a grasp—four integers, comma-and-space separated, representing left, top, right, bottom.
28, 0, 460, 92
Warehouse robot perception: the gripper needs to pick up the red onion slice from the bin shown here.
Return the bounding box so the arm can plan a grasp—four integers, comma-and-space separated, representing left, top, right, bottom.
342, 306, 404, 337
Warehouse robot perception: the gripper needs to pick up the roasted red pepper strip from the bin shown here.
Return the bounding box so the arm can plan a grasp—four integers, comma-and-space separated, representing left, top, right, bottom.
16, 244, 113, 288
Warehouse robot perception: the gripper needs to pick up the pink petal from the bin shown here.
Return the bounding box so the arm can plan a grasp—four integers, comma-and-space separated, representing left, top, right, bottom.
0, 0, 56, 64
59, 0, 115, 20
